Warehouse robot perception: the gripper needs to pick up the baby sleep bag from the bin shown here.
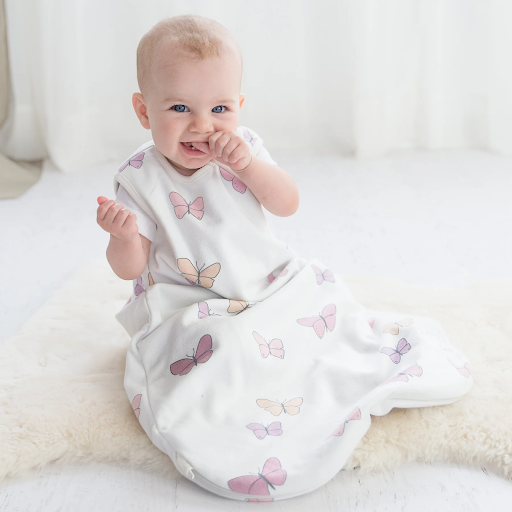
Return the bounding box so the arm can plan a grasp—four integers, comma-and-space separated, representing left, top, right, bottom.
113, 125, 474, 502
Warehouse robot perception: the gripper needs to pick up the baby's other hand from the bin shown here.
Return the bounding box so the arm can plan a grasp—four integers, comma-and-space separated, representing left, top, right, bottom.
193, 131, 252, 173
97, 196, 139, 242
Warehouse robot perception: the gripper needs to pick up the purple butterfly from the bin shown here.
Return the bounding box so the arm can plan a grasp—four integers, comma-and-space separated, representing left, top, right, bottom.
242, 127, 258, 146
118, 151, 145, 172
134, 276, 145, 297
378, 364, 423, 386
197, 301, 220, 319
246, 421, 283, 440
380, 338, 411, 364
311, 264, 335, 285
170, 334, 213, 376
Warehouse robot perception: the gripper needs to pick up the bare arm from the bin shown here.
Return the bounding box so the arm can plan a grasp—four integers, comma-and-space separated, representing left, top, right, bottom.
232, 156, 299, 217
106, 233, 151, 280
193, 133, 299, 217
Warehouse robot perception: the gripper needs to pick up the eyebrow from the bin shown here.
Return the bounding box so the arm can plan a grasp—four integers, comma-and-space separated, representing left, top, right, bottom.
162, 98, 236, 104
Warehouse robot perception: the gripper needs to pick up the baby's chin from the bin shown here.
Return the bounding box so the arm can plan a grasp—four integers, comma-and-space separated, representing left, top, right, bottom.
164, 154, 213, 176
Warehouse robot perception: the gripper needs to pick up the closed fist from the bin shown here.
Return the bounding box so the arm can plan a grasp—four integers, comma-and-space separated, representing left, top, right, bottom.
96, 196, 139, 242
192, 130, 252, 173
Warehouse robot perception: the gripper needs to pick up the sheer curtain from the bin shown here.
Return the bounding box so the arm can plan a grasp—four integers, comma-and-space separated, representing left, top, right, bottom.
1, 0, 511, 172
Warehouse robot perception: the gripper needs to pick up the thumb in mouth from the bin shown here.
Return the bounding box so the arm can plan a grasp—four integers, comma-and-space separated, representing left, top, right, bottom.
190, 141, 210, 154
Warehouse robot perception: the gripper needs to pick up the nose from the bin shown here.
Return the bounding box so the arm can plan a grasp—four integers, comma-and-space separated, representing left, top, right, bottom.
188, 113, 214, 135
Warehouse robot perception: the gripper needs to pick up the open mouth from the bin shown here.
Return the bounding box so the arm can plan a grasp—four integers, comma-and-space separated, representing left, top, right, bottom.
182, 142, 199, 150
180, 142, 207, 155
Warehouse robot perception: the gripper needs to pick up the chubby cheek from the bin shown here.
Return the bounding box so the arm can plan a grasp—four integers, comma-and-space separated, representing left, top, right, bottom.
218, 113, 240, 133
151, 116, 182, 151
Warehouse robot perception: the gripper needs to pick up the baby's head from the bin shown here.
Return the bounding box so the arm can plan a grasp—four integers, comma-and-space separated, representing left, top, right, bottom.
133, 15, 245, 175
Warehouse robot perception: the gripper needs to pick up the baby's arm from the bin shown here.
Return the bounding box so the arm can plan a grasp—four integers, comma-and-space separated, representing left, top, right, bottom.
107, 232, 151, 280
97, 196, 151, 280
194, 133, 299, 217
234, 156, 299, 217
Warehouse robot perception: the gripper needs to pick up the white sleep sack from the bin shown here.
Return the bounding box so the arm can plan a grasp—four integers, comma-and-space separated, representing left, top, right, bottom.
113, 125, 474, 502
115, 141, 278, 242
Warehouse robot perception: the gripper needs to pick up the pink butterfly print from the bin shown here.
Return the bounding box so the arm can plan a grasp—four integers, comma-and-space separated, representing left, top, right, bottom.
220, 166, 247, 193
297, 303, 336, 339
246, 421, 283, 440
170, 334, 213, 376
169, 191, 204, 220
382, 317, 414, 335
328, 407, 361, 438
134, 276, 145, 297
118, 151, 145, 172
197, 301, 220, 319
380, 338, 411, 364
124, 296, 132, 306
367, 317, 375, 328
311, 264, 335, 285
252, 331, 284, 359
448, 358, 473, 378
132, 394, 142, 419
242, 127, 258, 146
378, 364, 423, 386
227, 457, 286, 501
267, 268, 288, 284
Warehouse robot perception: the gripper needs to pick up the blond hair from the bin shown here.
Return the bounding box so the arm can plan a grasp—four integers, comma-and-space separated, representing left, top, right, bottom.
136, 14, 243, 97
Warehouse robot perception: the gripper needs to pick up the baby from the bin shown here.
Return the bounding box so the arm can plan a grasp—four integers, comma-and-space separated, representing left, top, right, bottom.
97, 14, 299, 281
95, 15, 473, 503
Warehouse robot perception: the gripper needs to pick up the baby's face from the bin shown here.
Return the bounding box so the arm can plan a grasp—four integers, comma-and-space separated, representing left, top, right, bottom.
138, 46, 244, 175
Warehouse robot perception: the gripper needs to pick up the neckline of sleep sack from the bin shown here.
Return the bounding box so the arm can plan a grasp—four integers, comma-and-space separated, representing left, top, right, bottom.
154, 146, 216, 184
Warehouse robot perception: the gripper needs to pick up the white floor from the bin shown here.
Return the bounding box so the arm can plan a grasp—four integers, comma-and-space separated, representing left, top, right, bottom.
1, 148, 511, 510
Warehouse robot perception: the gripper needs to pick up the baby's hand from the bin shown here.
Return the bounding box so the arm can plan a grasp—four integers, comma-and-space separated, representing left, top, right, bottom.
96, 196, 139, 242
193, 131, 252, 173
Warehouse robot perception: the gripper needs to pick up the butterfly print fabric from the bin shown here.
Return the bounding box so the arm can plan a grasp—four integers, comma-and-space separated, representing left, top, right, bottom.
170, 334, 213, 376
114, 126, 474, 501
246, 421, 283, 439
169, 191, 204, 220
220, 166, 247, 193
131, 394, 142, 419
297, 302, 337, 339
228, 457, 287, 501
256, 397, 303, 416
328, 407, 361, 438
118, 151, 145, 172
311, 264, 335, 285
197, 301, 220, 319
380, 337, 412, 363
252, 331, 285, 358
267, 268, 288, 284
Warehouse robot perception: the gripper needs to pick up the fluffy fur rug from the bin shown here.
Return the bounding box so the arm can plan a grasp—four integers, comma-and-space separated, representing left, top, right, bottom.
1, 259, 511, 481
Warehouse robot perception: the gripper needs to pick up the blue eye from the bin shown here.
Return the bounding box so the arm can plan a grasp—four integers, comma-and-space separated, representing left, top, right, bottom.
171, 104, 188, 112
212, 106, 226, 113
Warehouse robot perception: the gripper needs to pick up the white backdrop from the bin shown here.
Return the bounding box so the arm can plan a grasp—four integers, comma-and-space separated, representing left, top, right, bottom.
1, 0, 511, 172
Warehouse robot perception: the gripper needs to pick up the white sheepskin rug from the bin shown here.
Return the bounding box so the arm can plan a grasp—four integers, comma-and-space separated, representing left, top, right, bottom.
1, 259, 511, 481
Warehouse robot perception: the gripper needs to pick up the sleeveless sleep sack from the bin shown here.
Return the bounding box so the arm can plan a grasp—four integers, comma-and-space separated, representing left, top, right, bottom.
113, 126, 474, 502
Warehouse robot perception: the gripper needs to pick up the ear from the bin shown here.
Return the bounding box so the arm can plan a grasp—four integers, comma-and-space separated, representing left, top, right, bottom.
239, 93, 245, 109
132, 93, 150, 130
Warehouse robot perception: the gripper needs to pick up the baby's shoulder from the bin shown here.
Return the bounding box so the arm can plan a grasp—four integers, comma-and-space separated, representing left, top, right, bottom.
237, 126, 265, 153
116, 140, 162, 174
